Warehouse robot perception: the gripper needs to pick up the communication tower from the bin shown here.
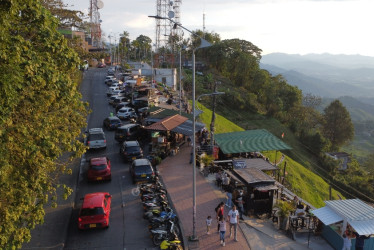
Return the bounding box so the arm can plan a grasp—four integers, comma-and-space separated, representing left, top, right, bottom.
89, 0, 103, 48
155, 0, 182, 51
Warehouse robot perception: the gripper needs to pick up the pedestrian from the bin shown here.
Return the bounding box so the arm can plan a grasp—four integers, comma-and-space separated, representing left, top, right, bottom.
216, 202, 225, 232
353, 231, 370, 250
216, 171, 222, 188
225, 185, 233, 208
236, 189, 245, 220
342, 233, 351, 250
218, 217, 227, 246
222, 174, 230, 192
187, 136, 191, 146
189, 147, 194, 164
227, 205, 239, 242
206, 216, 212, 234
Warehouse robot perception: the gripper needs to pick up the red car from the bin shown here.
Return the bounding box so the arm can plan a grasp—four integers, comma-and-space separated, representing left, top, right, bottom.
87, 157, 112, 182
78, 192, 112, 230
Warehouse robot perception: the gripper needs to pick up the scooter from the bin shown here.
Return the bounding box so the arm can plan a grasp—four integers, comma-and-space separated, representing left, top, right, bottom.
150, 221, 179, 246
160, 237, 182, 250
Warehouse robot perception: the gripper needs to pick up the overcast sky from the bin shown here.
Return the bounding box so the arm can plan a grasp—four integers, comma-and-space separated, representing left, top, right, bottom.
63, 0, 374, 57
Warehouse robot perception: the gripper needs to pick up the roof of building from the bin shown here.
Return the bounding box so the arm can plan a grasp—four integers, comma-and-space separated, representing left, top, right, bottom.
149, 107, 193, 120
312, 199, 374, 235
232, 167, 275, 186
145, 114, 188, 131
215, 129, 292, 154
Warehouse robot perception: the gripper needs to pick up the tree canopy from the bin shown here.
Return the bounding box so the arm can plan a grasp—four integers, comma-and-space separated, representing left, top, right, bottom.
0, 0, 87, 248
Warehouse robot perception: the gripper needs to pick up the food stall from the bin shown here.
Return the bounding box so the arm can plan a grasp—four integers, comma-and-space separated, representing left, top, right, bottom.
312, 199, 374, 249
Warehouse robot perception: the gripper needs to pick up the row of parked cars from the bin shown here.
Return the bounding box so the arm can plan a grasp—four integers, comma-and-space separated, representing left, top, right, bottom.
78, 67, 157, 230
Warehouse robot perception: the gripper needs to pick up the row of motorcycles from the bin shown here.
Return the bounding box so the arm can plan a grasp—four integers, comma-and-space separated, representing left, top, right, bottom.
138, 177, 183, 250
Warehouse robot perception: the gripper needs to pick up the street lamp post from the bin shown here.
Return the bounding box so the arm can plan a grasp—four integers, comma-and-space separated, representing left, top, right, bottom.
149, 14, 216, 241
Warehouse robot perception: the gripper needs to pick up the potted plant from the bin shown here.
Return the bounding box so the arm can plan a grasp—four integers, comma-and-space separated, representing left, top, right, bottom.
274, 200, 293, 230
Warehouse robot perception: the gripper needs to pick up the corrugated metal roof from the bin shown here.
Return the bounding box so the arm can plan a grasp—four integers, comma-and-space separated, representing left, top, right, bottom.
233, 168, 275, 185
215, 129, 292, 154
171, 120, 205, 136
349, 219, 374, 235
325, 199, 374, 221
149, 107, 193, 120
311, 206, 343, 225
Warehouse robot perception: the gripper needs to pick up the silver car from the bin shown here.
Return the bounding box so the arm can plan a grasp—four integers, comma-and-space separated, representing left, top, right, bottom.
86, 128, 106, 149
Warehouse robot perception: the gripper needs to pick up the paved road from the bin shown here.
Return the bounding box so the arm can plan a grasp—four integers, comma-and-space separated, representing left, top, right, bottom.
23, 68, 155, 250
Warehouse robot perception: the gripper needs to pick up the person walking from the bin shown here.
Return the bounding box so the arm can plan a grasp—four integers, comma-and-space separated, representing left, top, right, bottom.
225, 185, 233, 208
216, 202, 225, 232
236, 189, 245, 220
227, 205, 239, 242
342, 233, 351, 250
215, 170, 222, 188
218, 217, 227, 246
206, 216, 212, 235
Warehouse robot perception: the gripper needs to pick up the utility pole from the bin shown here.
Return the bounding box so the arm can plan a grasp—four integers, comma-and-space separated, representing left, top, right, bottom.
210, 81, 220, 149
281, 161, 287, 186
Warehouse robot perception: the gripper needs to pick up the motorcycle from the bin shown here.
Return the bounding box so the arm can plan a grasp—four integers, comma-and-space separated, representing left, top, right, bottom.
150, 220, 179, 246
160, 237, 182, 250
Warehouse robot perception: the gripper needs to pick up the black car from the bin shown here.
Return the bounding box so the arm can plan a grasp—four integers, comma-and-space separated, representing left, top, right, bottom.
114, 124, 144, 142
130, 158, 155, 184
103, 116, 122, 130
119, 140, 143, 162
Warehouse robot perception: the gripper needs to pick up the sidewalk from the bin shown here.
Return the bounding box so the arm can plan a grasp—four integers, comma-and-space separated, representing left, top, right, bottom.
158, 144, 334, 250
158, 145, 250, 250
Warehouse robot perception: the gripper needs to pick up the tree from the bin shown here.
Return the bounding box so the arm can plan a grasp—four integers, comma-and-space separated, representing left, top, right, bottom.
0, 1, 87, 248
322, 100, 354, 150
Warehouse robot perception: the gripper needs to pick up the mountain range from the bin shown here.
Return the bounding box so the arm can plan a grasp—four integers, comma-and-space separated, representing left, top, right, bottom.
260, 53, 374, 105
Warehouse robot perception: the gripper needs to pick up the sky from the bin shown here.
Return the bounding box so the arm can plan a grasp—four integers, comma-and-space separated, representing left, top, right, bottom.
63, 0, 374, 57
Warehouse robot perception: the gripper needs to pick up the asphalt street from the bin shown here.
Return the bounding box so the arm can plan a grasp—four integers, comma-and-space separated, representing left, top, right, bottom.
23, 68, 156, 250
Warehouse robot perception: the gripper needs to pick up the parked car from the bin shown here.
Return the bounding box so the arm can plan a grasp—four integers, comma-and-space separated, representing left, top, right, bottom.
115, 102, 131, 113
130, 158, 155, 184
103, 116, 122, 130
117, 107, 137, 120
87, 157, 112, 181
112, 98, 129, 108
106, 86, 119, 96
86, 128, 106, 150
114, 124, 144, 142
120, 140, 143, 162
108, 95, 120, 105
78, 192, 112, 230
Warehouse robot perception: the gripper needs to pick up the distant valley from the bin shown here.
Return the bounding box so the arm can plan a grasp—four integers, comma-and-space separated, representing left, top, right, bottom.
260, 53, 374, 161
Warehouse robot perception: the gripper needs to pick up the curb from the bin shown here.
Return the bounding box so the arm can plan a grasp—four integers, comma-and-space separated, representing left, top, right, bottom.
157, 173, 189, 250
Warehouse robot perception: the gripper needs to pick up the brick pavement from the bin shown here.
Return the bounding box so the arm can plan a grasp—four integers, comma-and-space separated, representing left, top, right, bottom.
158, 144, 251, 250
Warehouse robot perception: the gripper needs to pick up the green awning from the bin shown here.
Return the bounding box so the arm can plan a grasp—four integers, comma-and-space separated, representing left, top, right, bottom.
215, 129, 291, 154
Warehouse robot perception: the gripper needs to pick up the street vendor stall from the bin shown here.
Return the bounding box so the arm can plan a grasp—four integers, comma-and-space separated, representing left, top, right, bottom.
312, 199, 374, 249
231, 166, 278, 216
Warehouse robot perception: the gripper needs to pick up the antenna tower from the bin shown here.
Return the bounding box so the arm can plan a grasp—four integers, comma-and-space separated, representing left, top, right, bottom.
155, 0, 182, 51
89, 0, 103, 47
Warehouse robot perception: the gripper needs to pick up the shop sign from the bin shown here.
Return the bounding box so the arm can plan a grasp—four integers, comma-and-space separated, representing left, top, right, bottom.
233, 160, 246, 169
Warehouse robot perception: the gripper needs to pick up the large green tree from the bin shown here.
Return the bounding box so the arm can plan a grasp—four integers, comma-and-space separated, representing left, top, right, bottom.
322, 100, 354, 150
0, 0, 87, 248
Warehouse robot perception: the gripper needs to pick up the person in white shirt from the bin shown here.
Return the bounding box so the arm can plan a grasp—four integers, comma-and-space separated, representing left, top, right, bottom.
227, 205, 239, 241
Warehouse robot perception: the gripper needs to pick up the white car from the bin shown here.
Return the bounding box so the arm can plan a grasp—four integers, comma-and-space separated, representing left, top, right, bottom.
86, 128, 106, 150
117, 107, 137, 120
107, 87, 119, 96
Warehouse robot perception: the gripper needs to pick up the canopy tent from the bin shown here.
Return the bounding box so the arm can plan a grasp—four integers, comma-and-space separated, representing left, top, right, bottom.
215, 129, 292, 154
171, 120, 205, 136
312, 199, 374, 235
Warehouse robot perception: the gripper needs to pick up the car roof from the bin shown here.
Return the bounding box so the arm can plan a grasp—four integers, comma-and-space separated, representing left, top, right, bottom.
88, 128, 104, 134
118, 124, 137, 129
82, 192, 109, 209
119, 107, 132, 111
133, 158, 151, 166
90, 157, 108, 165
124, 140, 139, 147
108, 116, 121, 121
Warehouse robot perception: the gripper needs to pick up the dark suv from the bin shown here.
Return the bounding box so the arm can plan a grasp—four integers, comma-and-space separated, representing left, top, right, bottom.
130, 158, 155, 184
103, 116, 122, 130
119, 140, 143, 162
114, 124, 144, 142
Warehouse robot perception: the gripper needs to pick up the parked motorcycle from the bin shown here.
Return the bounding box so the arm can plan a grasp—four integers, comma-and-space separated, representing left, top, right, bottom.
150, 220, 179, 246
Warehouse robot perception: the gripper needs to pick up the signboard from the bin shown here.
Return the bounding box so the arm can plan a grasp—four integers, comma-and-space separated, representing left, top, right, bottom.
233, 160, 246, 169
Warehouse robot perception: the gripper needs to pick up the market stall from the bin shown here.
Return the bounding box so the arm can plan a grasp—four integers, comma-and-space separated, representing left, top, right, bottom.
312, 199, 374, 249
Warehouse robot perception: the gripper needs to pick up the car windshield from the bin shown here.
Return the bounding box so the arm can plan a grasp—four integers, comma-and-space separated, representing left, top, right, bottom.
89, 134, 104, 141
111, 119, 121, 124
134, 165, 152, 174
91, 164, 107, 171
80, 207, 104, 216
126, 146, 140, 153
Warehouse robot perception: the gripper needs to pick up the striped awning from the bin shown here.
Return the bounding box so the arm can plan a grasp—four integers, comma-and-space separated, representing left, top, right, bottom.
215, 129, 291, 154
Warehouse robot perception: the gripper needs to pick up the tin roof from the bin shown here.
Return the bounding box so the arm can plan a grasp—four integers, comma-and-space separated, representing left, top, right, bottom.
311, 206, 343, 225
233, 168, 275, 185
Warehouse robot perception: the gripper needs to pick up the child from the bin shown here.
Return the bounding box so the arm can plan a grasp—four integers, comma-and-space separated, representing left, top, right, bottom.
342, 233, 351, 250
218, 217, 227, 246
206, 216, 212, 234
